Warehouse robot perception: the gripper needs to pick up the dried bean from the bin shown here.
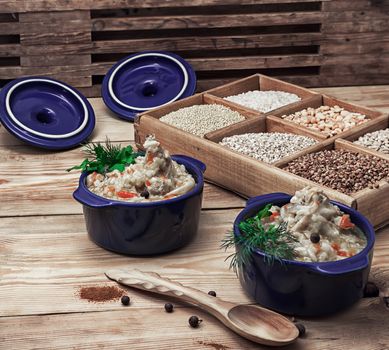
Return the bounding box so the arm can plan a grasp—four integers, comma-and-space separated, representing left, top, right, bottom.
281, 105, 369, 137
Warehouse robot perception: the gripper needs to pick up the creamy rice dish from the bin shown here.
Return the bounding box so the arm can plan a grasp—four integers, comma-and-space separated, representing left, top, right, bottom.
86, 136, 195, 202
267, 187, 366, 262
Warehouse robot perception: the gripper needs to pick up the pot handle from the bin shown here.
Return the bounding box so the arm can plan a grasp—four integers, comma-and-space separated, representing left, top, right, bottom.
246, 193, 291, 207
314, 255, 370, 275
173, 155, 206, 173
73, 187, 114, 208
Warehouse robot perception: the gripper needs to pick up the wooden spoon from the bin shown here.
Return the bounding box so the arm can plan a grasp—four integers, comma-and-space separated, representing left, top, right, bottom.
105, 269, 299, 346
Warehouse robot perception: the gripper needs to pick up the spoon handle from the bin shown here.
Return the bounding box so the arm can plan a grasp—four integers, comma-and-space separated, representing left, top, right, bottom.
105, 268, 233, 314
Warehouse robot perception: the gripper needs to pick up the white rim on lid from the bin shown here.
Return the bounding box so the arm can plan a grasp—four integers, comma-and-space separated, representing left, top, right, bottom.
5, 78, 89, 139
108, 53, 189, 111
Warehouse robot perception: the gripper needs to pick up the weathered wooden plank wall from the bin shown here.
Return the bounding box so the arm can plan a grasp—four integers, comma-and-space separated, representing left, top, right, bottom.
0, 0, 388, 96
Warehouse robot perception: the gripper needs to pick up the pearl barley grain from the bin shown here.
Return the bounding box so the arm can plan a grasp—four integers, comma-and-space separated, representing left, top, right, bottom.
159, 104, 245, 137
354, 128, 389, 154
220, 132, 317, 164
224, 90, 301, 113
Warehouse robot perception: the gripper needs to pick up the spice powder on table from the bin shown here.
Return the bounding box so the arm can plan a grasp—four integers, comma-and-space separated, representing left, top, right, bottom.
78, 285, 124, 303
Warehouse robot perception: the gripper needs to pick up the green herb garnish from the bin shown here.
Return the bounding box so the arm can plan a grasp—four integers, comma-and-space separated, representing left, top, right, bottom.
221, 204, 296, 272
67, 139, 140, 173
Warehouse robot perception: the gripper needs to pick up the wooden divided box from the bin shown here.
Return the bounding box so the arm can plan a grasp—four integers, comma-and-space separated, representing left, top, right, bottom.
135, 74, 389, 227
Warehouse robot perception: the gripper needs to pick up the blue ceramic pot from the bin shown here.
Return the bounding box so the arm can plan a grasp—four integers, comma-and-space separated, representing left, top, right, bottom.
234, 193, 375, 317
73, 155, 205, 255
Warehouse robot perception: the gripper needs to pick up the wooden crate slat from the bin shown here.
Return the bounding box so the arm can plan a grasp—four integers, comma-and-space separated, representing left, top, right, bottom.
20, 20, 91, 35
321, 63, 389, 76
76, 55, 322, 77
321, 45, 389, 56
323, 10, 388, 23
0, 68, 91, 87
20, 55, 91, 67
322, 0, 383, 11
21, 32, 91, 46
322, 19, 389, 34
19, 11, 91, 46
18, 10, 91, 22
91, 11, 323, 32
0, 21, 20, 35
0, 65, 96, 78
22, 42, 92, 55
0, 0, 328, 13
301, 75, 389, 87
91, 33, 322, 53
322, 31, 389, 46
320, 32, 389, 55
189, 54, 323, 70
0, 44, 20, 57
323, 53, 389, 66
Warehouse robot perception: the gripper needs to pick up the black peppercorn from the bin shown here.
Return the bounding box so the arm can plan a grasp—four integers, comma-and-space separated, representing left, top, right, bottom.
164, 303, 174, 313
121, 295, 130, 306
140, 190, 150, 199
295, 322, 306, 337
310, 233, 320, 244
363, 282, 379, 298
208, 291, 216, 297
189, 315, 202, 328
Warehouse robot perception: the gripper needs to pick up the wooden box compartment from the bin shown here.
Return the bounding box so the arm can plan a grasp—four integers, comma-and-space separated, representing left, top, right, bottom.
144, 92, 262, 126
278, 139, 389, 228
340, 118, 389, 162
205, 74, 319, 116
135, 75, 389, 227
204, 115, 325, 168
267, 93, 386, 141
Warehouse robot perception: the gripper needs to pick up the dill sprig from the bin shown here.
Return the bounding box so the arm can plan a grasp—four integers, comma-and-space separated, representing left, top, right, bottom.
221, 204, 296, 272
66, 139, 141, 173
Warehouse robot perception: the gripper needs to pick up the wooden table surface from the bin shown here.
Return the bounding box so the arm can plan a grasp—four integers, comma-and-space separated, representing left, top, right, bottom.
1, 86, 389, 350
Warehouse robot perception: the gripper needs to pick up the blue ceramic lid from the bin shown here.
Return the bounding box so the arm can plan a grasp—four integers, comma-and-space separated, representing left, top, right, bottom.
0, 77, 95, 150
102, 51, 196, 121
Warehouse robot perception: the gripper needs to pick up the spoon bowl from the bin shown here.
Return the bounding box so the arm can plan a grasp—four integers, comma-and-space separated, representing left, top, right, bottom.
227, 304, 299, 344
